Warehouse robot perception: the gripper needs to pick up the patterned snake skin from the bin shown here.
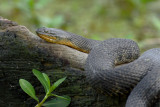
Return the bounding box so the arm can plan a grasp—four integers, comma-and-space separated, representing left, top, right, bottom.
36, 27, 160, 107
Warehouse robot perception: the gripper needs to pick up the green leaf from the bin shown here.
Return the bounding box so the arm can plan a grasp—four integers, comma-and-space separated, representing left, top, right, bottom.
32, 69, 50, 93
51, 94, 70, 101
51, 77, 66, 92
151, 15, 160, 30
19, 79, 39, 102
49, 15, 65, 27
42, 73, 50, 88
43, 95, 71, 107
28, 0, 34, 11
35, 0, 51, 9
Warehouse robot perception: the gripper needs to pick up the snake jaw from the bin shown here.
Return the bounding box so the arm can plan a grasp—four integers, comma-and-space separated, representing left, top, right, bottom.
37, 33, 57, 43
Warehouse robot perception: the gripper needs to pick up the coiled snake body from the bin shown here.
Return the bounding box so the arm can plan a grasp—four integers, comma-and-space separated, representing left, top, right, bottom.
36, 27, 160, 107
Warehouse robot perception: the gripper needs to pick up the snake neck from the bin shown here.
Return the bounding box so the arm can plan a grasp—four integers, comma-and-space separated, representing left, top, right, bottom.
85, 38, 142, 95
69, 34, 101, 53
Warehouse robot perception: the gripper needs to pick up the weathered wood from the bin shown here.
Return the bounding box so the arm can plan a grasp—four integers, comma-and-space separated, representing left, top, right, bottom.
0, 17, 159, 107
0, 17, 127, 107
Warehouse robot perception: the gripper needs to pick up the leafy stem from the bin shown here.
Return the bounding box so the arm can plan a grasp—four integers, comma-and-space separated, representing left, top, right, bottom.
50, 94, 70, 101
35, 95, 49, 107
19, 69, 71, 107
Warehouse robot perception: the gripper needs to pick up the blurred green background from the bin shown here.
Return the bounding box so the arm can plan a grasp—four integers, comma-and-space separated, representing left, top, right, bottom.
0, 0, 160, 48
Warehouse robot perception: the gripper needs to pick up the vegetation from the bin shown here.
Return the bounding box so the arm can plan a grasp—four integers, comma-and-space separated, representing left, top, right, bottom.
0, 0, 160, 44
19, 69, 71, 107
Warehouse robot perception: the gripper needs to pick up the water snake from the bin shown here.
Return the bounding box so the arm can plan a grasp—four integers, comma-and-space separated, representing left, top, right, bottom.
36, 27, 160, 107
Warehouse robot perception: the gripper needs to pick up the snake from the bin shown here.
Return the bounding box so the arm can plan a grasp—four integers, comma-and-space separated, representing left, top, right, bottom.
36, 27, 160, 107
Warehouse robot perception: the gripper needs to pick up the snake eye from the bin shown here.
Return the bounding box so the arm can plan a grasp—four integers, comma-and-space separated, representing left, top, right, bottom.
50, 32, 56, 35
44, 29, 50, 33
45, 30, 49, 33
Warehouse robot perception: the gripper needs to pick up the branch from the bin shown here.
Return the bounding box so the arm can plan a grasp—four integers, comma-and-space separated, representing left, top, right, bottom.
0, 16, 87, 69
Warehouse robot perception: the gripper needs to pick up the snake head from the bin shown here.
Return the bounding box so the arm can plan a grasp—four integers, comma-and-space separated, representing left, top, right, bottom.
36, 27, 72, 43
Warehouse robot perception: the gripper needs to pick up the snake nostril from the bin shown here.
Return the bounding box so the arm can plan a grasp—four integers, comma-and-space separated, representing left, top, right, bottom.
36, 28, 41, 33
44, 29, 48, 33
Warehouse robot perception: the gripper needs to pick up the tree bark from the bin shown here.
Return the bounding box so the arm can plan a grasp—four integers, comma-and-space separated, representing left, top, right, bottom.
0, 17, 159, 107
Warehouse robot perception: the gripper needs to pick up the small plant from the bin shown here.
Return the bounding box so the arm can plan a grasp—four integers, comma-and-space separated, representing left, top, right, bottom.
19, 69, 71, 107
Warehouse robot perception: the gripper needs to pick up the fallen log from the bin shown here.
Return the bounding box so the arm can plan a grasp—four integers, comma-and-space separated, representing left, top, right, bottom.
0, 17, 159, 107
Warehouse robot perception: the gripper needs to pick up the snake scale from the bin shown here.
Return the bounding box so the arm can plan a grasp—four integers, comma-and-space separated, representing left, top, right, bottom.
36, 27, 160, 107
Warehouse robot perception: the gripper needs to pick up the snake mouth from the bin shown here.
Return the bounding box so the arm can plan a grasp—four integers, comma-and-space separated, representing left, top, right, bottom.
36, 32, 57, 43
36, 27, 57, 43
